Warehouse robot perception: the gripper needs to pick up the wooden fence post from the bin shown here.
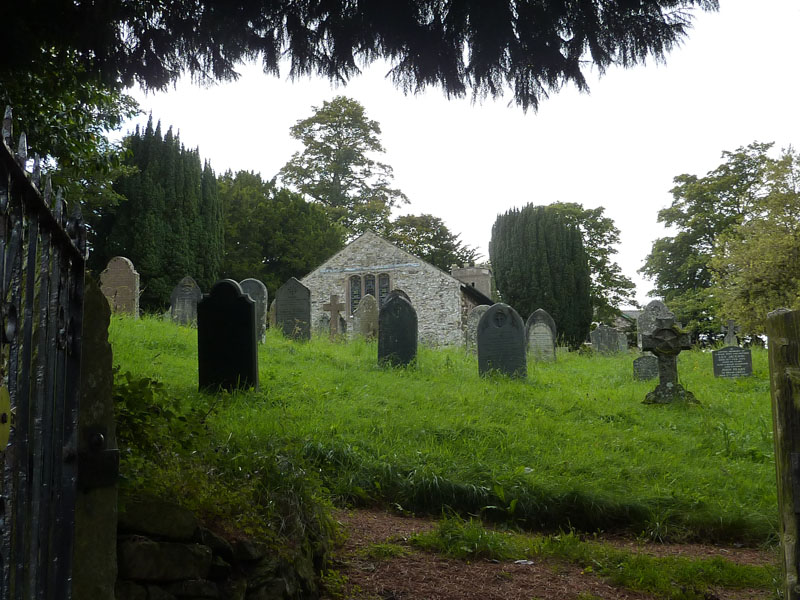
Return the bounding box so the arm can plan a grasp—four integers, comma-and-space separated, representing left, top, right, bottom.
767, 308, 800, 599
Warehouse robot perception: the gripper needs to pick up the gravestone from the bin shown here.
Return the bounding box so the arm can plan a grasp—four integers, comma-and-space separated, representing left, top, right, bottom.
323, 294, 346, 338
637, 300, 674, 349
268, 299, 276, 329
722, 319, 740, 347
169, 276, 202, 325
275, 277, 311, 340
525, 308, 556, 361
386, 288, 411, 304
641, 317, 696, 404
712, 346, 752, 378
353, 294, 379, 339
99, 256, 140, 317
240, 278, 268, 342
197, 280, 258, 391
465, 305, 490, 354
590, 325, 626, 354
378, 294, 417, 367
477, 303, 527, 378
633, 355, 659, 380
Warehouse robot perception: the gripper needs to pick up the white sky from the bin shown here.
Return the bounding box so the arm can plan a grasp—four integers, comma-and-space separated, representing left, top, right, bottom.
126, 0, 800, 306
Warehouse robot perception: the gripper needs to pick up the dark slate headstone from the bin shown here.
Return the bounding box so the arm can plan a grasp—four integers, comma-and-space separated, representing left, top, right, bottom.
275, 277, 311, 340
525, 308, 556, 361
197, 280, 258, 391
633, 355, 659, 380
590, 325, 625, 354
169, 276, 203, 325
637, 300, 674, 349
378, 294, 418, 367
465, 305, 490, 354
240, 278, 268, 342
477, 303, 527, 378
386, 288, 411, 304
712, 346, 752, 378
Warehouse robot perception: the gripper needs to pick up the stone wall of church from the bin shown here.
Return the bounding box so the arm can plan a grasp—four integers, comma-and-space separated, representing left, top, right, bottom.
302, 233, 464, 346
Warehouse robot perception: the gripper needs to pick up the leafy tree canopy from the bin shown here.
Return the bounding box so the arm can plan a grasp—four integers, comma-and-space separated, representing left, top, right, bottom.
2, 1, 717, 111
280, 96, 408, 236
384, 214, 479, 272
545, 202, 637, 323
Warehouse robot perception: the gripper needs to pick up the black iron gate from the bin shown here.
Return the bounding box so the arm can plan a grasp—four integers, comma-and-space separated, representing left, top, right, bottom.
0, 107, 86, 599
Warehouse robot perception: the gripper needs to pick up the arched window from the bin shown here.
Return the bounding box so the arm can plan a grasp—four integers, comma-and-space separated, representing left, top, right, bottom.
349, 275, 362, 314
378, 273, 390, 307
364, 274, 376, 298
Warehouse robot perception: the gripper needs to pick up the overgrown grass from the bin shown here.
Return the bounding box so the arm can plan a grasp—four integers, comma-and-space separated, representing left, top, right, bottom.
110, 315, 777, 545
410, 516, 779, 600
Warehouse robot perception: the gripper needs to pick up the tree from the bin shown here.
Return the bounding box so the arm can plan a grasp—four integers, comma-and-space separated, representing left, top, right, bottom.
89, 118, 224, 309
639, 142, 773, 339
545, 202, 637, 323
489, 204, 592, 348
384, 214, 479, 271
280, 96, 408, 236
710, 146, 800, 333
2, 1, 717, 111
218, 170, 345, 296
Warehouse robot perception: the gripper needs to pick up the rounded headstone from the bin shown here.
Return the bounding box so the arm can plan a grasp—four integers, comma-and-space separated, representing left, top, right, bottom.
239, 278, 268, 342
477, 303, 527, 378
525, 308, 556, 361
378, 294, 418, 367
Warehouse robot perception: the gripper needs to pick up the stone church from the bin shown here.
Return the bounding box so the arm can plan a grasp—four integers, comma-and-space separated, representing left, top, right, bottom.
301, 231, 492, 346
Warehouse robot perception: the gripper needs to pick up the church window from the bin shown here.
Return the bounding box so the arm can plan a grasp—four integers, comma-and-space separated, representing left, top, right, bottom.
364, 274, 376, 298
378, 273, 390, 307
349, 275, 362, 314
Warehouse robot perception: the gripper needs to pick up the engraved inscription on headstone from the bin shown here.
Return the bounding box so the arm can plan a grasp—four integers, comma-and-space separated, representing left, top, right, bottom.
525, 308, 556, 361
353, 294, 379, 339
712, 346, 752, 378
99, 256, 140, 317
633, 355, 659, 380
637, 300, 673, 349
591, 325, 626, 354
197, 280, 258, 391
275, 277, 311, 340
378, 294, 418, 366
465, 305, 490, 354
477, 303, 526, 378
240, 278, 268, 342
169, 276, 202, 325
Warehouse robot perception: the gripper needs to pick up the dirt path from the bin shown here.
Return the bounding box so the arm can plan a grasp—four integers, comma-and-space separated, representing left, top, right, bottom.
322, 508, 778, 600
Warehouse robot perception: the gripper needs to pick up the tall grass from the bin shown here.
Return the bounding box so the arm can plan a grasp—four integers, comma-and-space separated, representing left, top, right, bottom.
110, 315, 777, 544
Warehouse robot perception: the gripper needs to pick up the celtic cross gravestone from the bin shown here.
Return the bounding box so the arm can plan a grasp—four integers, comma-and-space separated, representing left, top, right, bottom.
640, 317, 696, 404
722, 319, 740, 347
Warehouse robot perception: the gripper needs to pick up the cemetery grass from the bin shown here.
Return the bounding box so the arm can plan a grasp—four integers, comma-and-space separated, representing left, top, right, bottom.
110, 315, 778, 551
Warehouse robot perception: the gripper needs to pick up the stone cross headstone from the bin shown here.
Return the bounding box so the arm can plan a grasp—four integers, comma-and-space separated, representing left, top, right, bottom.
240, 278, 268, 342
722, 319, 740, 347
590, 325, 626, 354
275, 277, 311, 340
525, 308, 556, 361
169, 276, 202, 325
323, 294, 346, 338
640, 317, 696, 404
353, 294, 379, 339
633, 355, 659, 380
712, 346, 752, 378
99, 256, 140, 318
465, 305, 490, 354
477, 303, 527, 378
378, 294, 418, 367
197, 280, 258, 391
637, 300, 674, 350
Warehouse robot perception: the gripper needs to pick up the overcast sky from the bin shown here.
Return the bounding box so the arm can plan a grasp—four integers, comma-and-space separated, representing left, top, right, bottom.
126, 0, 800, 306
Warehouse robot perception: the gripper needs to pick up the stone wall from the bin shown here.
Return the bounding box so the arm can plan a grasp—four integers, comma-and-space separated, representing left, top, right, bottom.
302, 231, 465, 347
450, 265, 492, 299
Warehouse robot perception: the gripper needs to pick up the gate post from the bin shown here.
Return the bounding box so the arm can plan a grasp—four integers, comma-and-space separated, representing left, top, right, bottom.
767, 308, 800, 599
72, 276, 118, 599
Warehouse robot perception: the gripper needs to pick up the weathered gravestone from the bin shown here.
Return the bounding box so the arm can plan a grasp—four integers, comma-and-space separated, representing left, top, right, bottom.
637, 299, 674, 350
477, 303, 527, 378
99, 256, 140, 317
465, 305, 490, 354
240, 278, 268, 342
591, 325, 627, 354
386, 288, 411, 304
378, 294, 417, 367
353, 293, 379, 339
525, 308, 556, 361
641, 317, 696, 404
633, 355, 659, 380
276, 277, 311, 340
169, 276, 202, 325
712, 346, 752, 378
722, 318, 740, 347
323, 294, 347, 338
268, 299, 276, 329
197, 280, 258, 391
